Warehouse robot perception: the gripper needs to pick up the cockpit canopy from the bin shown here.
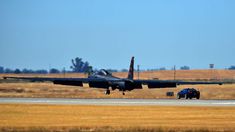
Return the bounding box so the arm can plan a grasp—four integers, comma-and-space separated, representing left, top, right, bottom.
93, 69, 112, 76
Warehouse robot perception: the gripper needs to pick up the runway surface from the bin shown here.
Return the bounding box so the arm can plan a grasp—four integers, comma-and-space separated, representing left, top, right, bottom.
1, 98, 235, 106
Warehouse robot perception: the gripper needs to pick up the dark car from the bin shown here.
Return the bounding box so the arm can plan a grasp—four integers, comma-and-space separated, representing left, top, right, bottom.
177, 88, 200, 99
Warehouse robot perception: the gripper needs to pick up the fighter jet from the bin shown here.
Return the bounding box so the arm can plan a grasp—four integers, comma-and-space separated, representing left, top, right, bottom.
4, 57, 222, 95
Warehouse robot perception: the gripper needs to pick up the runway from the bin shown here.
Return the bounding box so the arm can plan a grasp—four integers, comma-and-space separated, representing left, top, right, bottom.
1, 98, 235, 106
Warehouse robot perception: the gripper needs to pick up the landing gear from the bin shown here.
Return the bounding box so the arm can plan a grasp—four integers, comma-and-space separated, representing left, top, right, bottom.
111, 86, 116, 91
105, 89, 110, 95
122, 89, 125, 95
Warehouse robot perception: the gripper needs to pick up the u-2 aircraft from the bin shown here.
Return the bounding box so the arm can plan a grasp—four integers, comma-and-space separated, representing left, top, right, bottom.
4, 57, 222, 95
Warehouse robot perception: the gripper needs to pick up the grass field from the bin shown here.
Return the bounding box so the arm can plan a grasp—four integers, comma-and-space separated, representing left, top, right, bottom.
0, 82, 235, 99
0, 104, 235, 132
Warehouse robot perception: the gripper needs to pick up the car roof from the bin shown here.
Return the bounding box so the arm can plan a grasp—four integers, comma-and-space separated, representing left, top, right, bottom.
182, 88, 196, 90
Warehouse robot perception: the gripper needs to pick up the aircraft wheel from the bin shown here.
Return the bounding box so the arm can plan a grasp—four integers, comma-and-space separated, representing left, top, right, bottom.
111, 86, 116, 91
105, 89, 110, 95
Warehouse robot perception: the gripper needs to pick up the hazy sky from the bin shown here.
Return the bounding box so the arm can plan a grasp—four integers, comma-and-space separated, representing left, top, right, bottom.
0, 0, 235, 70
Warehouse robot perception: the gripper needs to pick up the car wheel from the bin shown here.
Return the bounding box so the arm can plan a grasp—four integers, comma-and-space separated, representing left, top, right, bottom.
185, 94, 189, 99
177, 94, 181, 99
196, 94, 200, 99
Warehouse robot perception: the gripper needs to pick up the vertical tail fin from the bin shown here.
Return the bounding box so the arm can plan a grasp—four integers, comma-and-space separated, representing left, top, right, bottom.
127, 57, 134, 80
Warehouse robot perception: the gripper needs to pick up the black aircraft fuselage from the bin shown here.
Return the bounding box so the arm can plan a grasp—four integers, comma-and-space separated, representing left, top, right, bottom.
87, 69, 135, 94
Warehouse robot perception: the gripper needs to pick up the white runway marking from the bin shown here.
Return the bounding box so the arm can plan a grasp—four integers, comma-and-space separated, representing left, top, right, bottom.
212, 102, 235, 105
1, 98, 235, 106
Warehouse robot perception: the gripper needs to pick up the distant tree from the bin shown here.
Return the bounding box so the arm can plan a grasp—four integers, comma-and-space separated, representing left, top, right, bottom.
49, 68, 60, 73
121, 69, 128, 72
159, 67, 166, 70
35, 69, 48, 74
228, 65, 235, 70
149, 68, 159, 71
70, 57, 93, 73
82, 62, 89, 72
4, 68, 14, 73
14, 69, 21, 74
106, 69, 118, 73
85, 66, 93, 75
0, 66, 4, 73
70, 57, 83, 72
180, 66, 190, 70
22, 68, 34, 74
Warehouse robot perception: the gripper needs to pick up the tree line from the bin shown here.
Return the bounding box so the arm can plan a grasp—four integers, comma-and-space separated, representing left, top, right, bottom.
1, 57, 235, 74
0, 57, 93, 74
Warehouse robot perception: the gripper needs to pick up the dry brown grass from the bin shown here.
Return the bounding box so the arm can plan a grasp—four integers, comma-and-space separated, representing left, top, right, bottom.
0, 82, 235, 99
0, 104, 235, 132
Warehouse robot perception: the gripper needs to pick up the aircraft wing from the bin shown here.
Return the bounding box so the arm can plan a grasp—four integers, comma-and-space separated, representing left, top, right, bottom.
3, 76, 102, 82
133, 79, 222, 88
3, 76, 111, 88
175, 81, 223, 85
3, 76, 223, 89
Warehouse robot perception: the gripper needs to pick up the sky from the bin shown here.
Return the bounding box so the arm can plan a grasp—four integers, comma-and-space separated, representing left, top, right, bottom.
0, 0, 235, 71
